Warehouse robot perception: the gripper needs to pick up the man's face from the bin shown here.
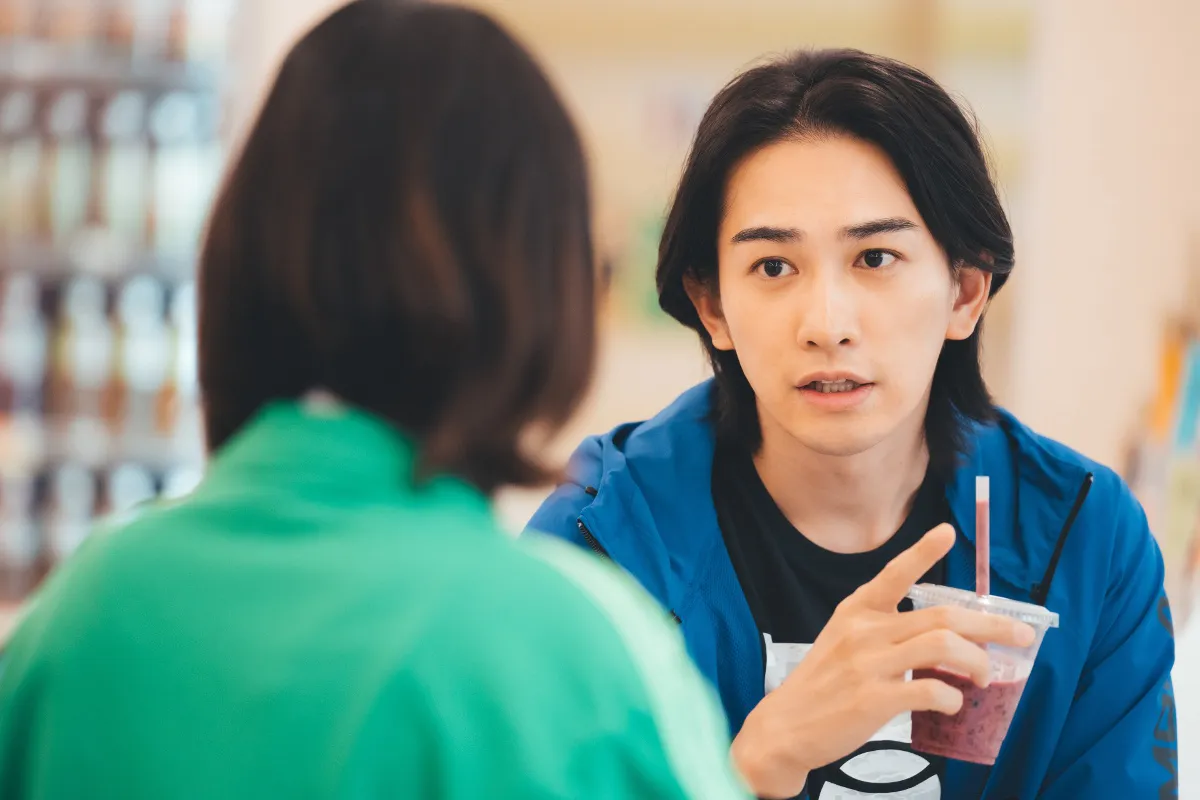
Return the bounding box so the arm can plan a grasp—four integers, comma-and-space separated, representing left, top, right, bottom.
691, 134, 990, 458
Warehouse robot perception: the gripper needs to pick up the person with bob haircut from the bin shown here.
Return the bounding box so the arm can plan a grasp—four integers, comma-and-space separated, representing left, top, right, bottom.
529, 49, 1177, 800
0, 3, 750, 798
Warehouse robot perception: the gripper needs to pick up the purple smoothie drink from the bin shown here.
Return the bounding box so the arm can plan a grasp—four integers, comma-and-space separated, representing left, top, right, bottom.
911, 669, 1027, 764
906, 585, 1059, 765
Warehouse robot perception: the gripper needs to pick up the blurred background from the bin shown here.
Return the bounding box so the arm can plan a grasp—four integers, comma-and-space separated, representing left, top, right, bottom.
0, 0, 1196, 791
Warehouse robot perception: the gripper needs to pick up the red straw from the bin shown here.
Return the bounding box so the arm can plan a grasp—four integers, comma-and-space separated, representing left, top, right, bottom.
976, 476, 990, 597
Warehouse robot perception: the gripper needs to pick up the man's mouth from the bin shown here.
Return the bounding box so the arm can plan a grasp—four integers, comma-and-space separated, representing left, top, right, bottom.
800, 379, 869, 394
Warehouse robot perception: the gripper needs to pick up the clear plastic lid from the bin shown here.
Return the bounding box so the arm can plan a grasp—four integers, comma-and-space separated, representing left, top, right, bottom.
907, 584, 1059, 629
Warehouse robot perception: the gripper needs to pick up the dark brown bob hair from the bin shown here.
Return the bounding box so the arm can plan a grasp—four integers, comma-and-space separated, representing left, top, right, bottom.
199, 0, 595, 494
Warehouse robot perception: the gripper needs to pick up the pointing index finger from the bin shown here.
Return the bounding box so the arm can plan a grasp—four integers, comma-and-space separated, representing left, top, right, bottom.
854, 524, 956, 610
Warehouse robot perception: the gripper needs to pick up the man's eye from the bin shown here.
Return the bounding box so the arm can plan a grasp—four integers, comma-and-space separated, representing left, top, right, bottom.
755, 258, 793, 278
859, 250, 898, 269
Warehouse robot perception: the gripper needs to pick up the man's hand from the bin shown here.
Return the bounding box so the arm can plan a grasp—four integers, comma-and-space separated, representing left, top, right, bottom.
731, 524, 1035, 799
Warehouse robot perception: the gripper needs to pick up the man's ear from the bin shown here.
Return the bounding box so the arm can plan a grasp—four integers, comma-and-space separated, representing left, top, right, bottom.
946, 266, 992, 341
684, 274, 734, 350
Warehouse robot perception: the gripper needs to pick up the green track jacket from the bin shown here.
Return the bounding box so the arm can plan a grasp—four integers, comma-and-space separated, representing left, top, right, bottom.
0, 400, 748, 799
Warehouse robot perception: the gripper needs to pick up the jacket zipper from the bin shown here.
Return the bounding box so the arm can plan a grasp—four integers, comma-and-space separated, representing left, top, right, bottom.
576, 518, 610, 559
577, 517, 681, 625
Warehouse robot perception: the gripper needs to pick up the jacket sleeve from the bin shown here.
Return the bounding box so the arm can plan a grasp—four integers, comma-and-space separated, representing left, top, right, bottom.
0, 550, 80, 797
520, 538, 751, 800
370, 536, 751, 800
1039, 481, 1177, 798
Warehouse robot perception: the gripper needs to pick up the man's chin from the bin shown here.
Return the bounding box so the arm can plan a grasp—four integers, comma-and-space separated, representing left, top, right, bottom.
794, 438, 882, 459
783, 420, 889, 459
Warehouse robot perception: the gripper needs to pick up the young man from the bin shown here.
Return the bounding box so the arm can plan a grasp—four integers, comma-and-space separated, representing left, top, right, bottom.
529, 50, 1177, 799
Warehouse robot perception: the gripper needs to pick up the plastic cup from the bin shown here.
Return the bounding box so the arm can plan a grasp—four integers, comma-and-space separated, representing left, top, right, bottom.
906, 584, 1059, 765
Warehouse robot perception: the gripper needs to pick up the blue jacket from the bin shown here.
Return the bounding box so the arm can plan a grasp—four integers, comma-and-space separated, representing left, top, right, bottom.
527, 381, 1177, 799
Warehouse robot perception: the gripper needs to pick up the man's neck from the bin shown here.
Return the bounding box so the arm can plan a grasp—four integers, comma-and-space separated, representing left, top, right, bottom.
752, 408, 931, 554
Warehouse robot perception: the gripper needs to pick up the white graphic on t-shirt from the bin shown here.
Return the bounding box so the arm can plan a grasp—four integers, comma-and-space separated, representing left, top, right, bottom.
764, 635, 941, 800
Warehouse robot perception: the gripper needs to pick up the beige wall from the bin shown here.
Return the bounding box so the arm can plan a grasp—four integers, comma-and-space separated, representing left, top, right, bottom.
1009, 0, 1200, 468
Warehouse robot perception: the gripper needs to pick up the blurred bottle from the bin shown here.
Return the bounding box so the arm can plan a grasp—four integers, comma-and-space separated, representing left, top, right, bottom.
161, 463, 201, 500
34, 0, 99, 57
158, 0, 234, 66
104, 0, 172, 64
0, 468, 40, 595
0, 0, 35, 44
160, 278, 196, 442
0, 268, 47, 489
113, 274, 168, 450
103, 0, 166, 63
0, 271, 48, 417
84, 89, 107, 229
101, 0, 135, 60
42, 461, 94, 561
99, 90, 149, 247
164, 0, 188, 63
76, 89, 147, 274
148, 91, 218, 263
49, 275, 114, 451
0, 87, 40, 244
102, 460, 153, 521
39, 89, 92, 246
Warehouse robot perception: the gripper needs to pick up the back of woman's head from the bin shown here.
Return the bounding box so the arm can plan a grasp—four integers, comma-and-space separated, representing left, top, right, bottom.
199, 0, 594, 493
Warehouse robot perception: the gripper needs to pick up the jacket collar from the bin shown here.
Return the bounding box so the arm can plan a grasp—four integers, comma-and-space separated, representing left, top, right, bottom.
578, 380, 1093, 600
944, 410, 1092, 596
578, 383, 720, 604
198, 398, 491, 520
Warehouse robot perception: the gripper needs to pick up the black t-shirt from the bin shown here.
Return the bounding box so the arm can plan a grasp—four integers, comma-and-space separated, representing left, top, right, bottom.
712, 441, 950, 800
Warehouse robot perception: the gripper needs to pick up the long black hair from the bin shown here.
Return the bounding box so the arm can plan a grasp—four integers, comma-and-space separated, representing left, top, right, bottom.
656, 49, 1014, 472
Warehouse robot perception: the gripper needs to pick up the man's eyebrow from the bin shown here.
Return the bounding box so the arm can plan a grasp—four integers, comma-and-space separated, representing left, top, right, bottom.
841, 217, 919, 240
730, 226, 803, 245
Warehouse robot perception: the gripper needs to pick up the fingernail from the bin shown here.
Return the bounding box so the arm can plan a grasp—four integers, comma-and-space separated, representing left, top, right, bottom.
1017, 624, 1036, 646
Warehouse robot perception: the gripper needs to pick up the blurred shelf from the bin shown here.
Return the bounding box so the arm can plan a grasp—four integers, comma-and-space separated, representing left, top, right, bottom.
0, 239, 200, 283
0, 0, 233, 609
0, 43, 223, 95
2, 409, 203, 468
28, 422, 202, 471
